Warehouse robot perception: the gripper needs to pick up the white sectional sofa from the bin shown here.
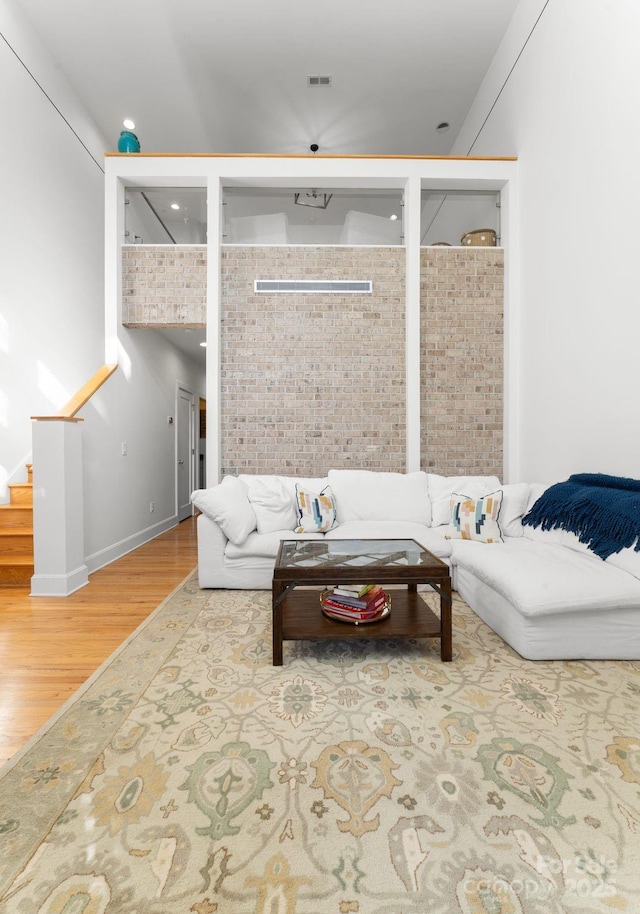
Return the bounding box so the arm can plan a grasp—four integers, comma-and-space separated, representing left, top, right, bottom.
191, 470, 640, 661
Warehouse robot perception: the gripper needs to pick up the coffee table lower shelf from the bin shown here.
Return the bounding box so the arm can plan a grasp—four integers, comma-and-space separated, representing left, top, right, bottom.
273, 589, 444, 663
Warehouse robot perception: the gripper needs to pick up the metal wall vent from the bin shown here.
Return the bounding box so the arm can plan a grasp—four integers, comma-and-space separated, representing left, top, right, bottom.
255, 280, 372, 294
307, 75, 332, 87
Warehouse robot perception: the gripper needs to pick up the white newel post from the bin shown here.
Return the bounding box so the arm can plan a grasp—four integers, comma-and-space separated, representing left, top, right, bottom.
30, 418, 89, 597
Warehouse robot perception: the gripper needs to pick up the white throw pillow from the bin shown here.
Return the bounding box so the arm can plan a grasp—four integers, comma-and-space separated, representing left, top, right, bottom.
295, 484, 337, 533
525, 483, 551, 513
242, 476, 297, 534
499, 483, 531, 538
327, 470, 431, 525
278, 476, 330, 501
428, 474, 501, 527
191, 476, 257, 545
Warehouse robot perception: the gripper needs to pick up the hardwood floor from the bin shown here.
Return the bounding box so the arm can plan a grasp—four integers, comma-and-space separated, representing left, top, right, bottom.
0, 517, 198, 767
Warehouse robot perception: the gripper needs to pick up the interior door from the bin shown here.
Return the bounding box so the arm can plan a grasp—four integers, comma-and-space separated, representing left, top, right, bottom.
177, 386, 195, 521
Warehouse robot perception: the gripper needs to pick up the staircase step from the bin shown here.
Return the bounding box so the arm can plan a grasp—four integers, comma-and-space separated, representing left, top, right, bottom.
0, 528, 34, 555
1, 466, 34, 586
8, 482, 33, 506
0, 505, 33, 528
0, 556, 33, 587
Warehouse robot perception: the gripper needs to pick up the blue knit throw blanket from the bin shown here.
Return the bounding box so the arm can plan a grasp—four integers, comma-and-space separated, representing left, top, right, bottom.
522, 473, 640, 560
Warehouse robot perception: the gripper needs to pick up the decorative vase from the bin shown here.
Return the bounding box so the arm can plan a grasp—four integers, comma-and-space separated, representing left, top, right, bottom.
118, 130, 140, 153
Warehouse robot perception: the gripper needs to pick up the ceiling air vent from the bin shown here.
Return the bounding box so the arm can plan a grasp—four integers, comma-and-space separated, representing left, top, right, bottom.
307, 75, 332, 87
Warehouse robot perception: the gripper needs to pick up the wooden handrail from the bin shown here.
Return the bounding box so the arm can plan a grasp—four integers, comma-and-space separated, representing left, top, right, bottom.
32, 364, 118, 421
58, 364, 118, 418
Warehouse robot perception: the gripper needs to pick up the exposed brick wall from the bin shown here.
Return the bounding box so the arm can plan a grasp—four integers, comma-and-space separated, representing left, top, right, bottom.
121, 244, 504, 477
420, 248, 504, 477
122, 245, 206, 326
220, 246, 406, 476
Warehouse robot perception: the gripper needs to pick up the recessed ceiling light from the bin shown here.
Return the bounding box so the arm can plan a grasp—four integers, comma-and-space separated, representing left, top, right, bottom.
171, 203, 180, 210
389, 214, 398, 221
436, 122, 450, 133
123, 118, 135, 130
199, 341, 207, 348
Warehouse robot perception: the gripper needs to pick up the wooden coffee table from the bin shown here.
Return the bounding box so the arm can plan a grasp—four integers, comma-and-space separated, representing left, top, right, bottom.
271, 538, 452, 665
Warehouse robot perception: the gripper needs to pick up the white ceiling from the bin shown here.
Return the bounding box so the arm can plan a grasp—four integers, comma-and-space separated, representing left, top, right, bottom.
17, 0, 520, 156
154, 328, 207, 367
15, 0, 520, 370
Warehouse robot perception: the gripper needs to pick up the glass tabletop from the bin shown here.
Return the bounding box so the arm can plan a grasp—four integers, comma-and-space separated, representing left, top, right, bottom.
277, 538, 432, 570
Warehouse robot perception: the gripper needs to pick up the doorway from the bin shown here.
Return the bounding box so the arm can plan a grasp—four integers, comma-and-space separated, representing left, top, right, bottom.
176, 384, 195, 521
198, 397, 207, 489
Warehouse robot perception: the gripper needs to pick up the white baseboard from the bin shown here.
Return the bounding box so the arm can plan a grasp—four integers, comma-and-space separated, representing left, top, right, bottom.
31, 564, 89, 597
85, 515, 178, 575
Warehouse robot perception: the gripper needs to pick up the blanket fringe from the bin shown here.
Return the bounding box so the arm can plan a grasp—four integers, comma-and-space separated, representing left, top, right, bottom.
523, 474, 640, 560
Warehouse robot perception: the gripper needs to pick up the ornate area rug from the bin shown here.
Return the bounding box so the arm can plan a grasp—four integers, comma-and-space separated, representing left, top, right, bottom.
1, 574, 640, 913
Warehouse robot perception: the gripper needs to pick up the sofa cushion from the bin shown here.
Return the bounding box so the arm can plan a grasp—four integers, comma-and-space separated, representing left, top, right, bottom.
242, 476, 297, 534
279, 476, 330, 500
428, 474, 501, 527
522, 523, 594, 557
498, 483, 531, 537
328, 470, 431, 525
239, 475, 329, 534
191, 477, 257, 545
523, 522, 640, 580
225, 529, 325, 560
607, 545, 640, 580
325, 521, 452, 560
526, 483, 550, 512
447, 491, 504, 543
295, 484, 337, 533
450, 537, 640, 617
455, 566, 640, 661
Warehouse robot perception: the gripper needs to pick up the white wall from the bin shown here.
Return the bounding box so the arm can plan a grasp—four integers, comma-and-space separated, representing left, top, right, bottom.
0, 1, 205, 574
81, 331, 204, 571
453, 0, 640, 482
0, 1, 105, 498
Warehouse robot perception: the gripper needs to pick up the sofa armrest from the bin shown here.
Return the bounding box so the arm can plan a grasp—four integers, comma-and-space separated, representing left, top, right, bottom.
191, 477, 257, 544
196, 513, 228, 588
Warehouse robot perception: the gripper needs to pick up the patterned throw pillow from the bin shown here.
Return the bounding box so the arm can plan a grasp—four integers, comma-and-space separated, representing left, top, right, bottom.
295, 485, 337, 533
446, 491, 504, 543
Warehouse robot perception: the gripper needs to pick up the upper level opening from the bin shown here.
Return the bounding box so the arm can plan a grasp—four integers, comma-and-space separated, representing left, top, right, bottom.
222, 186, 403, 245
122, 181, 502, 248
421, 189, 501, 247
125, 187, 207, 244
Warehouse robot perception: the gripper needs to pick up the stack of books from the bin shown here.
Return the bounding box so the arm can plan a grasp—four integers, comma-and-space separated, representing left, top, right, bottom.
321, 584, 389, 624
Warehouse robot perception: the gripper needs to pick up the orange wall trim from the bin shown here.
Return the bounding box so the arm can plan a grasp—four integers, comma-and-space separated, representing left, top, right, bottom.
104, 152, 517, 161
